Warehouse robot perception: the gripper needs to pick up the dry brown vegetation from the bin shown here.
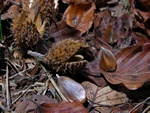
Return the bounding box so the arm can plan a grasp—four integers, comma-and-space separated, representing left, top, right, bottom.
0, 0, 150, 112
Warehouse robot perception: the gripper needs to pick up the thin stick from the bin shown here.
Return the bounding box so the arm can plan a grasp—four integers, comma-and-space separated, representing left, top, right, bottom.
6, 65, 11, 109
129, 97, 150, 113
10, 85, 33, 107
40, 64, 68, 102
9, 67, 33, 79
142, 105, 150, 113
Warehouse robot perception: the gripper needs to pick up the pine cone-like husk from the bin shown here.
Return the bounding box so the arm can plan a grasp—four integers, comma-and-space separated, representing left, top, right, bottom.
52, 60, 87, 73
44, 39, 83, 64
38, 0, 57, 21
44, 39, 88, 73
13, 21, 40, 48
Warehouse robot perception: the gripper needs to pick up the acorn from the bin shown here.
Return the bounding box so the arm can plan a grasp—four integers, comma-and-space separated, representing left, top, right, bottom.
28, 39, 88, 72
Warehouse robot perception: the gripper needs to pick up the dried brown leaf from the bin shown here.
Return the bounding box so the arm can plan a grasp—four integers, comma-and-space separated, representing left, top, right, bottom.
101, 43, 150, 90
63, 2, 95, 33
132, 32, 150, 46
94, 10, 132, 50
121, 13, 133, 30
27, 63, 39, 76
39, 101, 88, 113
15, 95, 58, 113
82, 81, 129, 106
46, 21, 82, 42
1, 5, 20, 20
15, 99, 36, 113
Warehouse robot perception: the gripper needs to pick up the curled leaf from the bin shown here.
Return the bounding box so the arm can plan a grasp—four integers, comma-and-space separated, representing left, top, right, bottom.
99, 47, 117, 72
56, 74, 86, 103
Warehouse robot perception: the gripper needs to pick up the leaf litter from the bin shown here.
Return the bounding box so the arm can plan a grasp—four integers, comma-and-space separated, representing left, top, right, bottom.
0, 0, 150, 113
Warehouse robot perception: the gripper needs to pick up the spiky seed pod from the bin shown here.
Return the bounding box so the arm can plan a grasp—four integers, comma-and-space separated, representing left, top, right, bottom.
37, 0, 57, 21
13, 21, 40, 49
28, 39, 88, 73
44, 39, 84, 64
44, 39, 88, 72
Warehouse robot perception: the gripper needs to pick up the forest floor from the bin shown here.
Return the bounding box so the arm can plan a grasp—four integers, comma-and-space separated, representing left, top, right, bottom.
0, 0, 150, 113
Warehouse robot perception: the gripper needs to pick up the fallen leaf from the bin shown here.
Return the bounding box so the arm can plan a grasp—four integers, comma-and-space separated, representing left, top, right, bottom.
121, 13, 133, 30
108, 1, 128, 17
63, 2, 95, 33
94, 10, 132, 50
101, 43, 150, 90
15, 99, 36, 113
132, 32, 150, 46
94, 106, 113, 113
46, 20, 82, 42
27, 63, 39, 76
15, 95, 58, 113
82, 81, 129, 106
1, 5, 20, 20
85, 57, 101, 76
38, 101, 88, 113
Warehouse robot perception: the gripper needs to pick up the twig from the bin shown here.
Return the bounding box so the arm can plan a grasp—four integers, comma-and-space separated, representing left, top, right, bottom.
54, 0, 59, 9
40, 64, 68, 102
142, 105, 150, 113
5, 65, 11, 109
129, 97, 150, 113
10, 85, 34, 107
5, 58, 20, 74
9, 67, 33, 79
9, 0, 21, 6
0, 102, 11, 112
0, 83, 5, 99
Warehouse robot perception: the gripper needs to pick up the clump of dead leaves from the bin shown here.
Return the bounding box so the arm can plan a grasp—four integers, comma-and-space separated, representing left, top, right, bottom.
0, 0, 150, 113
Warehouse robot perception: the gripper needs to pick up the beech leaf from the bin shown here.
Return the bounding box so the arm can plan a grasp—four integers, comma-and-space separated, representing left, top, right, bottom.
39, 101, 88, 113
63, 2, 96, 33
82, 81, 129, 106
101, 43, 150, 90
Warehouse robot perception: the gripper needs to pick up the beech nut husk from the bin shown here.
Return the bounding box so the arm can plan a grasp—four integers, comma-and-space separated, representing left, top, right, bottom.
99, 47, 117, 72
56, 74, 86, 103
